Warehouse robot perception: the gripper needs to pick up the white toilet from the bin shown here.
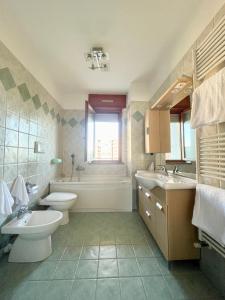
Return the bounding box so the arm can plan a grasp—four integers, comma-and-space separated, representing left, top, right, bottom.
39, 192, 77, 225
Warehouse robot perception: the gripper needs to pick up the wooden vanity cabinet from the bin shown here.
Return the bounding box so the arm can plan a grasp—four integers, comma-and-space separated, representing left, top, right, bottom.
145, 109, 170, 153
138, 185, 199, 261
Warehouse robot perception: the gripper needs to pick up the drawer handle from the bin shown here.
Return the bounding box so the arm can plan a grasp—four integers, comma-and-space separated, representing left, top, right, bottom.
145, 192, 151, 198
138, 185, 142, 191
145, 210, 151, 217
156, 202, 163, 211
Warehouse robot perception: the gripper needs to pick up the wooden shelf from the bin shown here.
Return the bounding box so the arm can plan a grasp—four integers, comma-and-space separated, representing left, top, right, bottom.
151, 76, 193, 110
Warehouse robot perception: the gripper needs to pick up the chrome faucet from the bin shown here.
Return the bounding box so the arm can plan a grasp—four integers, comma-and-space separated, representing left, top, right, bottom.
160, 165, 169, 176
156, 165, 169, 176
76, 165, 85, 171
76, 165, 85, 182
173, 165, 179, 174
17, 206, 32, 219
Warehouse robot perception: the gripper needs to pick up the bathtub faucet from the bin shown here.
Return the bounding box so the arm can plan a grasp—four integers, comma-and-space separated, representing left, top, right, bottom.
76, 165, 85, 182
76, 165, 85, 171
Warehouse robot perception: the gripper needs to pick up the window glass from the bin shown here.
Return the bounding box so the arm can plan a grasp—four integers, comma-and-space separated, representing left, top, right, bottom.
183, 110, 196, 161
166, 114, 181, 160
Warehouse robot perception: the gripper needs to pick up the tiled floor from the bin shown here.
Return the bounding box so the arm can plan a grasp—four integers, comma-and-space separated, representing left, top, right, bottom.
0, 212, 224, 300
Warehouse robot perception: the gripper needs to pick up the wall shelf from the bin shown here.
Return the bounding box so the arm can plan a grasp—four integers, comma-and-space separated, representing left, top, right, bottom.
151, 76, 193, 110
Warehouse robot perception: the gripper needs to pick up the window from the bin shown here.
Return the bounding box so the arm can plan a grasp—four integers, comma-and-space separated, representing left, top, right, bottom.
85, 94, 126, 163
166, 110, 196, 162
94, 114, 120, 161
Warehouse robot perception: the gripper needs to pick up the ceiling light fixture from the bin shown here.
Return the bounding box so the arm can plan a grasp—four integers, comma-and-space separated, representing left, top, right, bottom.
85, 47, 109, 71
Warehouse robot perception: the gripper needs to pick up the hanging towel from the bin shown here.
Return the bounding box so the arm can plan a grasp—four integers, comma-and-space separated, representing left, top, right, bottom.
192, 184, 225, 246
191, 66, 225, 128
11, 175, 29, 206
0, 180, 14, 215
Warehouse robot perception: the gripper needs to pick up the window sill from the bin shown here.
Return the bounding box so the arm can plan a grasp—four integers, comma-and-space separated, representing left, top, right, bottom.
88, 160, 124, 165
166, 160, 193, 164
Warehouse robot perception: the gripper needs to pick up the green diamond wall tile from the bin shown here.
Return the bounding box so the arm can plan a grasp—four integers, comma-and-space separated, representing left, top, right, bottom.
61, 118, 66, 126
68, 118, 77, 128
80, 119, 85, 127
32, 95, 42, 109
18, 83, 31, 101
0, 67, 16, 90
50, 108, 55, 119
132, 111, 144, 122
42, 102, 49, 115
56, 113, 61, 123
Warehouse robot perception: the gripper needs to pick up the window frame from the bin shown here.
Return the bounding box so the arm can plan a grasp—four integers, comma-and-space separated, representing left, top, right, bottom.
87, 111, 122, 164
166, 109, 193, 164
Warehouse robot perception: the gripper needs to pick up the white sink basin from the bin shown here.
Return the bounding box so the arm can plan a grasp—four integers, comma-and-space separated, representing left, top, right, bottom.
135, 170, 196, 190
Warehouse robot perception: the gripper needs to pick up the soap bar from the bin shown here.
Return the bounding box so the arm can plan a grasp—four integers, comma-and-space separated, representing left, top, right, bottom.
51, 158, 62, 164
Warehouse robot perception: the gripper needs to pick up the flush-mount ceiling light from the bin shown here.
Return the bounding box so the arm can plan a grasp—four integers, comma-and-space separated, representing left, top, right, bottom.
85, 47, 109, 71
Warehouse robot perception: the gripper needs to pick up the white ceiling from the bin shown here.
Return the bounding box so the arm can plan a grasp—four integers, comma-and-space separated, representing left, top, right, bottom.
0, 0, 224, 109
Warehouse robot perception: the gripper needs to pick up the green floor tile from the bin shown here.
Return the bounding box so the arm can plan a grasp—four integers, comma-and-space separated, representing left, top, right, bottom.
27, 261, 57, 281
142, 276, 172, 300
70, 279, 96, 300
120, 277, 146, 300
42, 280, 73, 300
62, 246, 82, 260
137, 258, 161, 276
52, 260, 78, 279
98, 259, 118, 278
118, 258, 140, 277
11, 281, 49, 300
81, 246, 99, 259
76, 259, 98, 279
96, 278, 120, 300
133, 245, 154, 258
99, 245, 116, 258
116, 245, 135, 258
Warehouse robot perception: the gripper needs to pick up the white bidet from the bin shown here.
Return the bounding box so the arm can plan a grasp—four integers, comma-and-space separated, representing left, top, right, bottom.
1, 210, 63, 262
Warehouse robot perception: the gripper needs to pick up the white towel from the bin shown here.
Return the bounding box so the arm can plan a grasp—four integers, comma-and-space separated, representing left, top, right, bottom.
0, 180, 14, 215
192, 184, 225, 246
11, 175, 29, 206
191, 66, 225, 128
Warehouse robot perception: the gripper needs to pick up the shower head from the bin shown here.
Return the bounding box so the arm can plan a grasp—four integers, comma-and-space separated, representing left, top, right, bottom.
71, 154, 75, 166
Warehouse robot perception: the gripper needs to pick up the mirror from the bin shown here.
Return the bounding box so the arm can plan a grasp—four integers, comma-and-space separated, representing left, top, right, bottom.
166, 96, 196, 164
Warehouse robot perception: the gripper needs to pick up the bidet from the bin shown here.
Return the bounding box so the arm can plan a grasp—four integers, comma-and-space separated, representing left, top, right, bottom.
1, 210, 63, 262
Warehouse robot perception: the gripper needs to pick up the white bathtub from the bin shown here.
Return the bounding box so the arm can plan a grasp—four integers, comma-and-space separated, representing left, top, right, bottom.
50, 176, 132, 212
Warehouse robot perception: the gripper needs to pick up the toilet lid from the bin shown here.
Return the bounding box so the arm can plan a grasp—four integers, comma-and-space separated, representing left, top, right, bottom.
45, 192, 77, 202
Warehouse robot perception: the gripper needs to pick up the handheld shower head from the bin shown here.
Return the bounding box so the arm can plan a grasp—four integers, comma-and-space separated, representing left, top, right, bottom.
71, 154, 75, 166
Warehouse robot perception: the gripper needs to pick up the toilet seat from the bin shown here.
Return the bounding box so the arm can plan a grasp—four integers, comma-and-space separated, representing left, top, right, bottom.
40, 192, 77, 206
45, 192, 77, 202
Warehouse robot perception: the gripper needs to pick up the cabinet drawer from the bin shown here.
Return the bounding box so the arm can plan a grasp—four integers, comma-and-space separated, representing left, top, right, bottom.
143, 196, 156, 239
138, 187, 156, 238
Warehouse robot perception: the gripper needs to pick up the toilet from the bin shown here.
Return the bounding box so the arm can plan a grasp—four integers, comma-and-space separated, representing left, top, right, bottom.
39, 192, 77, 225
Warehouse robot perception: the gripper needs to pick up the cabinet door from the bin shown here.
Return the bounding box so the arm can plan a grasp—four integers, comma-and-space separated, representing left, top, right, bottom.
155, 196, 168, 259
143, 192, 156, 239
145, 109, 170, 153
159, 110, 171, 153
145, 110, 160, 153
138, 186, 145, 218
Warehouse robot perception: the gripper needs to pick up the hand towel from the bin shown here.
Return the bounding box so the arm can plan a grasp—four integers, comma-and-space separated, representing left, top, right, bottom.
11, 175, 29, 206
192, 184, 225, 246
191, 66, 225, 128
0, 180, 14, 215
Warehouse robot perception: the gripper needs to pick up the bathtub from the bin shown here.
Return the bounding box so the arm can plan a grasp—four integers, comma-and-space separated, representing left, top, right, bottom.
50, 175, 132, 212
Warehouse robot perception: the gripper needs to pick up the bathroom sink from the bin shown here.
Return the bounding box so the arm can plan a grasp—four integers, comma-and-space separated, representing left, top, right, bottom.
135, 170, 196, 190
